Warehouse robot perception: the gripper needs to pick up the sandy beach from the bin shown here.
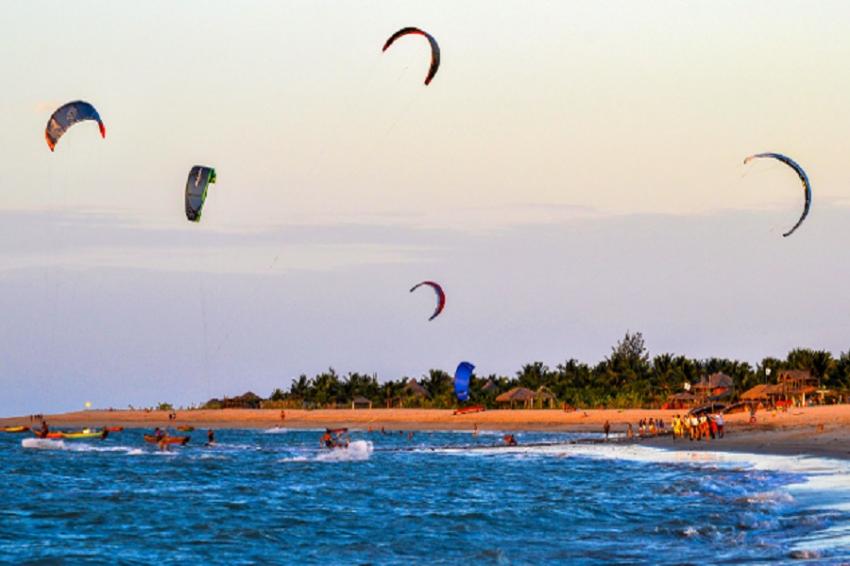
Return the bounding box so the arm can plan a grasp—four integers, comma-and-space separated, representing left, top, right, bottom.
4, 405, 850, 459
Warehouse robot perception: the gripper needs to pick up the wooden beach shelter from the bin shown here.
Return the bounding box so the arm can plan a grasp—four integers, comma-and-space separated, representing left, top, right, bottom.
740, 384, 784, 406
664, 391, 696, 410
693, 372, 734, 403
221, 391, 263, 409
388, 378, 431, 408
495, 387, 537, 409
535, 386, 558, 409
777, 370, 818, 406
351, 396, 373, 410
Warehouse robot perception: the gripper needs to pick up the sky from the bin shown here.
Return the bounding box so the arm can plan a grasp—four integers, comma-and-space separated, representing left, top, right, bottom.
2, 2, 850, 414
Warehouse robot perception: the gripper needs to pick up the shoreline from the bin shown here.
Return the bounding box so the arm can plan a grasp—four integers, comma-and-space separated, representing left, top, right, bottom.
4, 406, 850, 460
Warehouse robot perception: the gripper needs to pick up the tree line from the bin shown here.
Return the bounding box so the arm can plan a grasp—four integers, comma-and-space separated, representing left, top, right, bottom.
204, 332, 850, 410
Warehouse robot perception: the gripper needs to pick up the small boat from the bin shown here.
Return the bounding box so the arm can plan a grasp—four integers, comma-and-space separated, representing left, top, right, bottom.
61, 430, 105, 440
453, 405, 485, 416
105, 426, 124, 433
2, 426, 30, 433
175, 425, 194, 432
143, 435, 190, 446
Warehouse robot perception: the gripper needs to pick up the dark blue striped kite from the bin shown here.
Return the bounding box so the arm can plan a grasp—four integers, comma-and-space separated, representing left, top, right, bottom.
45, 101, 105, 151
744, 152, 812, 237
185, 166, 217, 222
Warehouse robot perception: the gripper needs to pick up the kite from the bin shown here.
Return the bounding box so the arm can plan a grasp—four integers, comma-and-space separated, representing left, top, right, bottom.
454, 361, 474, 402
382, 27, 440, 85
743, 152, 811, 237
185, 166, 217, 222
45, 101, 106, 151
409, 281, 445, 321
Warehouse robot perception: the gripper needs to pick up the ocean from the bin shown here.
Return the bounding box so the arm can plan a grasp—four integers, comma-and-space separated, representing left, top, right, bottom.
2, 429, 849, 564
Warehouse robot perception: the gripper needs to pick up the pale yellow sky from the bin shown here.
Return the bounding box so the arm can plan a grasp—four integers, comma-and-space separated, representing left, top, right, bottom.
2, 1, 850, 228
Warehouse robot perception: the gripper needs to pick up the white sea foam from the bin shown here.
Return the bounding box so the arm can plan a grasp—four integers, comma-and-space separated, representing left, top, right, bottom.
22, 438, 67, 450
264, 427, 288, 434
21, 438, 138, 454
278, 456, 310, 463
311, 440, 373, 462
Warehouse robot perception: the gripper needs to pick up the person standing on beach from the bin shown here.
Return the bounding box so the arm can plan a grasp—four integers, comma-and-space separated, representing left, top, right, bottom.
627, 423, 634, 439
715, 413, 725, 438
603, 420, 610, 440
689, 415, 699, 441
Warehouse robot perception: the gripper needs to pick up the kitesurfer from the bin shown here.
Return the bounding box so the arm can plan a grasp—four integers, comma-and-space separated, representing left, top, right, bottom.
38, 420, 49, 439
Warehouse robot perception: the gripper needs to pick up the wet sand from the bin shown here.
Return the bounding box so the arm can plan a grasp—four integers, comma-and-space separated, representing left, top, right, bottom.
4, 405, 850, 459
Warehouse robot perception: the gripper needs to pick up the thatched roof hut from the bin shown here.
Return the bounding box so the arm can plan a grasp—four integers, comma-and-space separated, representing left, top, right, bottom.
535, 386, 558, 409
495, 387, 537, 409
693, 372, 734, 400
351, 396, 372, 410
664, 391, 696, 410
387, 379, 431, 408
221, 391, 263, 409
740, 384, 784, 401
402, 379, 430, 398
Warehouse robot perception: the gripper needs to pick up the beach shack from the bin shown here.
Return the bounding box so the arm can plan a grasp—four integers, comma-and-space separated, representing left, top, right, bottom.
351, 396, 373, 410
535, 386, 558, 409
740, 384, 785, 408
495, 387, 538, 409
221, 391, 263, 409
388, 378, 431, 408
663, 391, 696, 410
693, 372, 734, 404
777, 370, 819, 406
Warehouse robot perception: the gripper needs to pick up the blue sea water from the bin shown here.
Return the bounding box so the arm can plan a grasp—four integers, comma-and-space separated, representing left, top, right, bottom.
2, 429, 850, 564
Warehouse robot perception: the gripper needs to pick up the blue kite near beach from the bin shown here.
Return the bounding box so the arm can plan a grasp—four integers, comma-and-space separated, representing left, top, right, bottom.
454, 361, 474, 402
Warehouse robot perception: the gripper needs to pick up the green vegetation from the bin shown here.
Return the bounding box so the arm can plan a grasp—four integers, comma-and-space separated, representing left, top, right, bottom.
204, 332, 850, 410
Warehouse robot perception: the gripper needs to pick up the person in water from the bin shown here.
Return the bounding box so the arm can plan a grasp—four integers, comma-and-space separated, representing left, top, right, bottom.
320, 432, 334, 449
503, 434, 518, 446
207, 429, 215, 444
603, 420, 611, 440
38, 420, 49, 439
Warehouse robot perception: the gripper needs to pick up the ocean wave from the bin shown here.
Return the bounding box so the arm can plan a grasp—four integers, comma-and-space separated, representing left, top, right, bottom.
263, 427, 288, 434
21, 438, 137, 454
315, 440, 373, 462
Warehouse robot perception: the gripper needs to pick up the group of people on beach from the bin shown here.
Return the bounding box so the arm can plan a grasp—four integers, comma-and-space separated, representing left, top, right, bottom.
671, 413, 725, 441
613, 413, 726, 442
